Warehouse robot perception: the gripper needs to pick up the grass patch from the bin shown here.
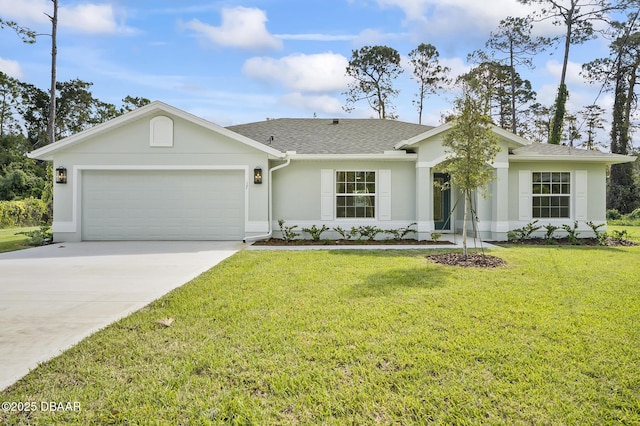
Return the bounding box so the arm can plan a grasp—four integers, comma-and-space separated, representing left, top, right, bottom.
0, 227, 39, 253
608, 224, 640, 243
1, 247, 639, 424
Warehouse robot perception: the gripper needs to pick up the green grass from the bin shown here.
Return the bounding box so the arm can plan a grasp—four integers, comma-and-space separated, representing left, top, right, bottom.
608, 217, 640, 227
0, 227, 38, 253
608, 224, 640, 242
1, 245, 640, 424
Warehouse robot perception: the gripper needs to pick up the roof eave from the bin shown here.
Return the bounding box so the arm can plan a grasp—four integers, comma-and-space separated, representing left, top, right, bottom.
509, 154, 637, 164
286, 152, 418, 161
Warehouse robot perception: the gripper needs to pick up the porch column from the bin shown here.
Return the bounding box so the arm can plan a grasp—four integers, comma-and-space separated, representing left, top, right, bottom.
416, 164, 432, 239
491, 166, 509, 240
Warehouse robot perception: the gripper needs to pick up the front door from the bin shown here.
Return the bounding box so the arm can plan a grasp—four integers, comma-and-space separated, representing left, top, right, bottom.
433, 173, 451, 231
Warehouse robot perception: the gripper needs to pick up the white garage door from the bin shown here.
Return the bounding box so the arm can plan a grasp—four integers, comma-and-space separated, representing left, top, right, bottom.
82, 170, 245, 240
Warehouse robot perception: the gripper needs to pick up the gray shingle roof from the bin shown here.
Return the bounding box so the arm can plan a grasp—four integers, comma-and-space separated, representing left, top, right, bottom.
510, 143, 637, 164
512, 143, 629, 158
227, 118, 434, 154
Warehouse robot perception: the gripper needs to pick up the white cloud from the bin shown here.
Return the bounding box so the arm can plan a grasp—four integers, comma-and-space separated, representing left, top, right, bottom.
0, 0, 127, 34
537, 81, 608, 121
439, 56, 470, 81
243, 53, 350, 93
352, 28, 407, 47
60, 4, 118, 34
0, 0, 50, 24
372, 0, 536, 40
184, 7, 282, 51
0, 57, 24, 78
281, 92, 344, 115
276, 33, 355, 42
545, 60, 588, 87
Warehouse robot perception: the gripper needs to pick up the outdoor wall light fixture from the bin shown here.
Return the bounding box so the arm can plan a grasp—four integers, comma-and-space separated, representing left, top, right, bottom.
253, 167, 263, 184
55, 167, 67, 184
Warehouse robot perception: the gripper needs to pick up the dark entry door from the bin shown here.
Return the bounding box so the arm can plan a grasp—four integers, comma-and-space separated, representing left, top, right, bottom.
433, 173, 451, 231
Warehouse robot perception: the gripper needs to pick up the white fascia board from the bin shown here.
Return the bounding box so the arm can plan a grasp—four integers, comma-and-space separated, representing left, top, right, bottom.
28, 100, 285, 160
286, 153, 418, 161
491, 126, 531, 147
509, 154, 637, 164
394, 123, 531, 151
394, 122, 453, 150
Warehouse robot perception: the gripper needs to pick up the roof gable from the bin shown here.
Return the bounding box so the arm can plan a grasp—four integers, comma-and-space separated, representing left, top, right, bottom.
29, 101, 285, 160
394, 122, 532, 150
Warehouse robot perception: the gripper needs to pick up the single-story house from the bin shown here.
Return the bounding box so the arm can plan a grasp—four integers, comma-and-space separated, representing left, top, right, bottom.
28, 101, 636, 242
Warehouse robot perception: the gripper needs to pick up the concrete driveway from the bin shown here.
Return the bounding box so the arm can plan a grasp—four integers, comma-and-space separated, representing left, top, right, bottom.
0, 241, 244, 391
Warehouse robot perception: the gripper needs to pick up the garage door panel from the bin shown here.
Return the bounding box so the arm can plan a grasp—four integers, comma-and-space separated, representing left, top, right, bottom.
82, 170, 245, 240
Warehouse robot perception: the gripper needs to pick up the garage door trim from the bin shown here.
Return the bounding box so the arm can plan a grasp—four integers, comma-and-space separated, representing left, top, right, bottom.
56, 165, 250, 238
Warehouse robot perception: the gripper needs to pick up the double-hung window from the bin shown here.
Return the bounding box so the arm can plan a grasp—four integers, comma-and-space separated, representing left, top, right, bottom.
532, 172, 570, 218
336, 171, 376, 218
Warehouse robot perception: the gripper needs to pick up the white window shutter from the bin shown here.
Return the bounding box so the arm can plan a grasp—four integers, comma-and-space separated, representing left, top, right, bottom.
574, 170, 588, 221
378, 169, 391, 221
518, 170, 532, 221
321, 169, 334, 220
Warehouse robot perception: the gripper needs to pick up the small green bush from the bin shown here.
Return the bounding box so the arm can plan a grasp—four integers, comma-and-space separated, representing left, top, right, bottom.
385, 223, 417, 240
629, 208, 640, 220
277, 219, 299, 242
610, 229, 630, 243
561, 221, 581, 245
508, 220, 541, 242
543, 224, 560, 241
357, 225, 383, 241
333, 226, 358, 240
302, 224, 329, 241
15, 225, 52, 246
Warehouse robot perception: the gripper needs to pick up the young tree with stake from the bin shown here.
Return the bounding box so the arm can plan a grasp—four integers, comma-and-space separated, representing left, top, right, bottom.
441, 93, 500, 257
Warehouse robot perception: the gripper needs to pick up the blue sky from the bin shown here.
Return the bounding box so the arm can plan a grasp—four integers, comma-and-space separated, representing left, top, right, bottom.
0, 0, 616, 130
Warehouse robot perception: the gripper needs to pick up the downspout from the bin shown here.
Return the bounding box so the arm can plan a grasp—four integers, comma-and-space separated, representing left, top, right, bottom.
243, 157, 291, 242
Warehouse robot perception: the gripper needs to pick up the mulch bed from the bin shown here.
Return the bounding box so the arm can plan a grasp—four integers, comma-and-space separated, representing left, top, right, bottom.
253, 238, 453, 246
427, 253, 507, 268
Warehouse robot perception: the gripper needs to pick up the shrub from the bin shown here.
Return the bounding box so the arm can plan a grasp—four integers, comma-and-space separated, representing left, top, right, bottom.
301, 224, 329, 241
0, 198, 49, 228
385, 223, 417, 241
333, 226, 358, 240
606, 209, 621, 220
357, 225, 383, 241
586, 221, 606, 245
277, 219, 299, 242
430, 232, 442, 242
543, 224, 560, 241
629, 208, 640, 220
15, 225, 52, 246
561, 221, 581, 245
610, 229, 630, 243
508, 220, 541, 242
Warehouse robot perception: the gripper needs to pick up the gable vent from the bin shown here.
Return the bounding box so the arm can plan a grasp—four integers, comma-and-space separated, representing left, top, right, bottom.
149, 116, 174, 147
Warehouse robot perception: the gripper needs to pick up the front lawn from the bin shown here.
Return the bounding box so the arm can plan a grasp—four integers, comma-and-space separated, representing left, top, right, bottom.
0, 227, 38, 253
1, 246, 639, 424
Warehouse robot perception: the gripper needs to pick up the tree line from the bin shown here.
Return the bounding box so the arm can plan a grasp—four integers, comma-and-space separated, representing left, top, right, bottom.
0, 71, 149, 202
